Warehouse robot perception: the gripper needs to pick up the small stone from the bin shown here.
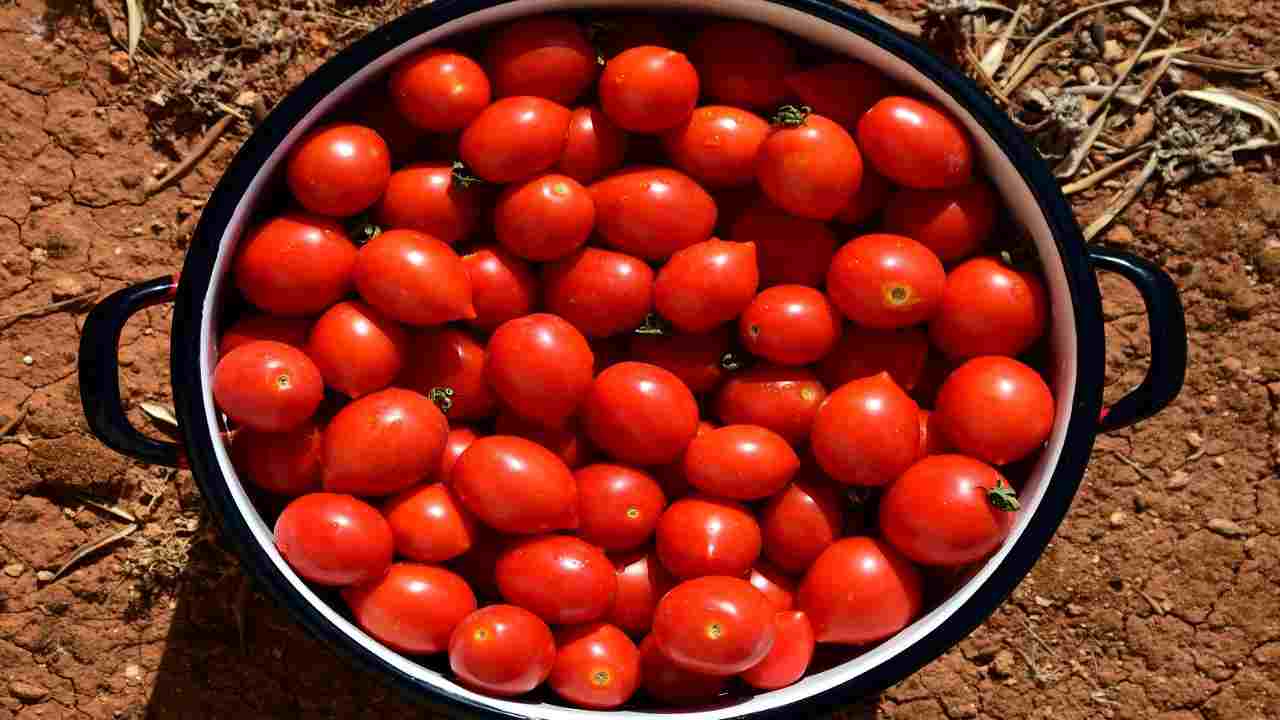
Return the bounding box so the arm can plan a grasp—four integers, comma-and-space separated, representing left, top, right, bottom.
1034, 595, 1053, 608
1212, 456, 1227, 468
124, 664, 143, 683
151, 162, 170, 179
1167, 470, 1191, 489
9, 680, 49, 703
1077, 65, 1099, 84
21, 355, 33, 366
1066, 603, 1086, 617
1105, 224, 1134, 246
107, 50, 130, 82
1264, 69, 1280, 92
1257, 244, 1280, 280
1167, 66, 1186, 87
1221, 357, 1244, 374
1185, 431, 1204, 449
991, 649, 1017, 678
1109, 511, 1127, 528
234, 90, 261, 108
51, 276, 86, 301
36, 570, 54, 582
1133, 493, 1149, 512
29, 247, 48, 264
1207, 518, 1248, 537
1102, 39, 1126, 62
3, 563, 24, 577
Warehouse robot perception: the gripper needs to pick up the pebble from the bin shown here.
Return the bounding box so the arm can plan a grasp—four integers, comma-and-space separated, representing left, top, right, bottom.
1256, 244, 1280, 280
1077, 65, 1099, 84
36, 570, 54, 582
124, 664, 143, 683
1207, 518, 1248, 537
1034, 595, 1054, 608
1264, 69, 1280, 92
1102, 39, 1126, 62
51, 275, 86, 301
9, 680, 49, 703
1109, 511, 1127, 528
1185, 431, 1204, 449
1066, 603, 1086, 617
1167, 470, 1191, 490
2, 563, 24, 577
107, 50, 130, 83
21, 355, 33, 366
1105, 224, 1134, 246
1212, 456, 1227, 468
991, 649, 1017, 679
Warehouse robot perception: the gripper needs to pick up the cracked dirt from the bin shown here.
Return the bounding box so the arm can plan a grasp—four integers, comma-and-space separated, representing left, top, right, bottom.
0, 0, 1278, 718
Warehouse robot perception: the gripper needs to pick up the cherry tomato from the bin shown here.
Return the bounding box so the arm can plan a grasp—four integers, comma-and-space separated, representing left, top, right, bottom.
234, 214, 356, 316
449, 604, 556, 696
494, 173, 595, 262
449, 532, 509, 601
928, 257, 1048, 358
835, 165, 894, 225
627, 329, 732, 395
651, 421, 716, 501
451, 436, 579, 534
739, 611, 814, 690
608, 550, 676, 636
354, 229, 476, 326
827, 233, 946, 330
757, 110, 862, 220
918, 409, 951, 456
729, 202, 838, 288
440, 426, 479, 483
655, 496, 761, 579
286, 123, 390, 217
599, 46, 699, 132
306, 300, 408, 399
662, 106, 769, 188
683, 425, 798, 501
935, 356, 1054, 465
739, 285, 841, 366
494, 412, 595, 469
810, 372, 921, 487
486, 314, 594, 428
652, 238, 758, 334
639, 633, 727, 705
590, 167, 717, 260
909, 349, 962, 409
373, 163, 481, 245
496, 535, 617, 625
558, 106, 629, 183
383, 483, 479, 563
749, 561, 797, 611
213, 340, 323, 432
232, 420, 322, 496
759, 475, 847, 575
714, 366, 827, 445
398, 328, 495, 422
323, 388, 448, 496
220, 313, 311, 357
857, 97, 973, 189
575, 464, 667, 551
798, 537, 923, 645
389, 48, 491, 132
817, 326, 930, 392
582, 362, 700, 466
343, 563, 476, 654
342, 85, 425, 162
459, 96, 571, 183
652, 575, 776, 675
550, 623, 642, 709
883, 182, 997, 263
485, 16, 597, 105
543, 248, 654, 338
274, 492, 393, 586
461, 245, 538, 332
783, 62, 894, 128
690, 21, 794, 108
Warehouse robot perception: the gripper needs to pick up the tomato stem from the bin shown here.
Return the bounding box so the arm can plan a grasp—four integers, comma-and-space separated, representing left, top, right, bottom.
451, 160, 485, 188
720, 352, 746, 372
428, 386, 455, 415
771, 104, 812, 127
343, 213, 382, 246
986, 480, 1021, 512
584, 18, 620, 66
634, 312, 671, 336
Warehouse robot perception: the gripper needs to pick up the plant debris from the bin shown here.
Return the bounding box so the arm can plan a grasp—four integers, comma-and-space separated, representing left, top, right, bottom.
49, 523, 139, 582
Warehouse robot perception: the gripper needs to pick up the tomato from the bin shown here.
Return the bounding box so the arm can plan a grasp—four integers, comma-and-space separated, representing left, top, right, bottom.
383, 483, 479, 563
543, 248, 655, 338
599, 46, 699, 132
739, 285, 841, 366
783, 62, 894, 129
459, 96, 571, 183
286, 123, 390, 217
928, 257, 1048, 358
234, 213, 355, 316
494, 173, 595, 262
655, 496, 761, 579
749, 561, 797, 611
343, 85, 425, 162
651, 420, 716, 501
220, 313, 311, 357
449, 532, 509, 601
857, 96, 973, 189
461, 245, 538, 332
729, 202, 838, 288
232, 420, 322, 496
883, 182, 997, 263
389, 48, 491, 132
485, 16, 597, 105
305, 300, 408, 399
757, 110, 862, 220
714, 366, 827, 445
835, 165, 894, 226
690, 21, 794, 109
798, 537, 923, 645
449, 604, 556, 696
918, 409, 950, 456
810, 372, 921, 487
451, 436, 579, 534
494, 412, 595, 469
826, 234, 946, 330
398, 328, 496, 422
608, 550, 676, 636
373, 163, 481, 245
558, 106, 629, 183
627, 329, 732, 395
575, 464, 667, 551
759, 475, 847, 575
817, 325, 930, 392
935, 356, 1054, 465
354, 229, 476, 326
593, 16, 674, 60
652, 238, 758, 334
652, 575, 775, 675
661, 106, 769, 188
590, 167, 717, 260
582, 362, 700, 466
323, 388, 448, 496
440, 426, 479, 483
485, 313, 594, 428
639, 634, 727, 705
739, 611, 814, 690
343, 563, 476, 654
274, 492, 393, 586
683, 425, 798, 501
496, 535, 617, 625
911, 350, 962, 409
213, 341, 323, 432
550, 623, 642, 709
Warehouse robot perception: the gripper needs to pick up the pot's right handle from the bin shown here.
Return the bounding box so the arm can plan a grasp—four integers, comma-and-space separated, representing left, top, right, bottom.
1087, 247, 1187, 433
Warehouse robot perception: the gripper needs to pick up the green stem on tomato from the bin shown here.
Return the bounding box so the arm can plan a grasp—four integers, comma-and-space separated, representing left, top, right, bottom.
987, 480, 1021, 512
451, 160, 485, 189
719, 352, 746, 372
634, 312, 671, 336
771, 104, 812, 127
428, 386, 455, 415
343, 213, 382, 246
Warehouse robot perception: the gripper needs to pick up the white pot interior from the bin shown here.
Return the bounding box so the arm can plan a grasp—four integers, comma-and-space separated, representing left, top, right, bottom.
197, 1, 1079, 716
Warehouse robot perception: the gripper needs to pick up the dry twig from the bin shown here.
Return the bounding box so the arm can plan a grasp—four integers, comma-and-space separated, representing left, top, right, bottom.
1087, 0, 1170, 124
74, 493, 139, 524
981, 3, 1025, 78
1001, 0, 1135, 89
0, 404, 29, 437
1062, 148, 1149, 194
0, 292, 99, 324
1084, 150, 1160, 240
50, 524, 139, 582
146, 114, 236, 196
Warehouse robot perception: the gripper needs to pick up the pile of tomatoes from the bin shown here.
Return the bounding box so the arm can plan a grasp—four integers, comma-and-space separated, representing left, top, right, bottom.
210, 13, 1056, 709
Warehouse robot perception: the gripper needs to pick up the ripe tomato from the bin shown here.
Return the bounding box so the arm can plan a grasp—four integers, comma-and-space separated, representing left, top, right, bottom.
590, 167, 717, 260
627, 329, 732, 395
739, 611, 814, 690
373, 163, 480, 245
810, 372, 921, 487
928, 257, 1048, 358
582, 362, 700, 466
459, 96, 571, 183
655, 496, 761, 579
683, 425, 799, 501
798, 537, 923, 645
485, 17, 597, 105
274, 492, 393, 586
714, 366, 827, 445
383, 483, 479, 563
575, 464, 667, 551
354, 229, 476, 326
935, 356, 1054, 465
757, 110, 862, 220
783, 62, 894, 128
485, 313, 594, 429
857, 96, 973, 189
739, 285, 841, 366
543, 248, 655, 338
827, 234, 946, 329
651, 421, 716, 501
835, 165, 894, 226
496, 535, 617, 625
759, 475, 847, 575
662, 106, 770, 188
451, 436, 579, 533
322, 388, 448, 496
449, 604, 556, 696
449, 532, 509, 601
343, 85, 425, 161
305, 300, 408, 399
599, 46, 699, 132
389, 48, 491, 132
558, 106, 629, 183
749, 561, 797, 611
232, 420, 322, 496
883, 182, 997, 263
653, 239, 758, 333
398, 328, 495, 422
342, 563, 476, 654
212, 341, 323, 432
608, 550, 676, 636
639, 634, 727, 705
494, 412, 595, 469
234, 214, 355, 316
690, 21, 793, 108
440, 426, 479, 483
461, 245, 538, 332
220, 313, 311, 357
730, 202, 838, 288
286, 123, 390, 217
494, 173, 595, 262
817, 326, 930, 392
550, 623, 641, 709
652, 575, 776, 675
918, 409, 951, 456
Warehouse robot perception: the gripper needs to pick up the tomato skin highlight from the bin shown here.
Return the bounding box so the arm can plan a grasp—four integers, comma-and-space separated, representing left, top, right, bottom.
858, 96, 974, 190
232, 420, 323, 496
449, 604, 557, 696
739, 285, 841, 366
354, 229, 476, 327
730, 202, 839, 288
485, 313, 594, 429
582, 362, 700, 466
690, 22, 794, 109
461, 245, 539, 333
826, 233, 946, 330
398, 328, 496, 423
628, 329, 732, 395
383, 483, 479, 563
757, 112, 863, 220
373, 163, 480, 245
784, 62, 894, 129
656, 496, 762, 580
817, 326, 930, 393
810, 372, 922, 487
639, 634, 727, 705
652, 575, 776, 676
662, 106, 770, 188
212, 340, 324, 433
739, 611, 815, 690
714, 365, 827, 445
496, 535, 617, 625
935, 356, 1055, 465
590, 166, 718, 260
274, 492, 393, 586
683, 424, 799, 501
883, 182, 997, 264
234, 213, 356, 317
322, 388, 449, 496
485, 16, 597, 105
599, 46, 699, 133
460, 96, 572, 183
543, 248, 655, 339
653, 238, 759, 334
798, 537, 923, 645
758, 474, 847, 575
286, 123, 390, 218
608, 549, 676, 636
343, 563, 476, 654
748, 560, 797, 611
558, 106, 629, 183
451, 435, 579, 534
550, 623, 642, 709
575, 464, 667, 552
494, 173, 595, 262
305, 300, 408, 399
389, 48, 491, 132
929, 257, 1049, 359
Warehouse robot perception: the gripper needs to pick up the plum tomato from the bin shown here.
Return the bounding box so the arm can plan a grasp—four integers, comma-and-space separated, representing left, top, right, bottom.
373, 163, 481, 245
857, 97, 973, 189
655, 496, 761, 579
582, 362, 700, 466
494, 174, 595, 262
232, 420, 323, 496
550, 623, 642, 709
590, 167, 717, 260
233, 213, 356, 316
683, 425, 799, 501
440, 426, 479, 483
928, 257, 1049, 359
398, 328, 496, 422
729, 202, 838, 288
354, 229, 476, 326
714, 365, 827, 445
759, 475, 847, 575
661, 106, 770, 188
383, 483, 479, 563
748, 560, 797, 611
810, 372, 921, 487
460, 96, 571, 183
305, 300, 408, 399
274, 492, 393, 586
485, 16, 597, 105
451, 436, 579, 534
322, 388, 448, 496
343, 84, 425, 161
827, 234, 946, 329
651, 420, 716, 501
639, 634, 727, 705
690, 21, 794, 108
757, 109, 862, 220
220, 313, 311, 357
739, 611, 815, 690
449, 604, 557, 696
799, 537, 923, 645
653, 238, 759, 333
496, 535, 617, 625
575, 464, 667, 551
608, 550, 676, 636
739, 285, 841, 366
485, 313, 594, 428
461, 245, 538, 332
835, 165, 894, 226
599, 46, 699, 132
343, 563, 476, 654
558, 106, 629, 183
286, 123, 390, 218
494, 412, 594, 469
935, 356, 1054, 465
212, 340, 323, 432
626, 330, 732, 396
652, 575, 776, 676
784, 62, 894, 129
543, 248, 654, 338
389, 48, 491, 132
817, 326, 930, 392
918, 409, 950, 456
883, 182, 997, 264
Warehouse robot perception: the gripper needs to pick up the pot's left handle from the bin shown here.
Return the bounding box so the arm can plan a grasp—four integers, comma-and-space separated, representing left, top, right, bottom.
78, 275, 184, 467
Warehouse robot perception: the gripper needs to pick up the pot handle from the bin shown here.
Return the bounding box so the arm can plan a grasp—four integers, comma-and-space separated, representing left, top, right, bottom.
1087, 247, 1187, 433
78, 275, 184, 467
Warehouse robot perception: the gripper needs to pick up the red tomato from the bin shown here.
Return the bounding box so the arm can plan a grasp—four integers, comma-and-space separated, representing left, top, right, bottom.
683, 425, 799, 501
274, 492, 393, 586
354, 229, 476, 326
910, 349, 962, 409
827, 234, 946, 330
817, 325, 930, 392
323, 388, 448, 496
653, 238, 758, 334
690, 22, 794, 108
342, 563, 476, 654
451, 436, 578, 534
449, 532, 509, 601
286, 123, 390, 217
383, 483, 479, 563
810, 372, 921, 487
485, 313, 594, 428
918, 409, 951, 456
234, 214, 355, 316
494, 174, 595, 262
213, 340, 323, 432
798, 537, 923, 644
575, 464, 667, 551
759, 475, 847, 575
714, 366, 827, 445
651, 421, 716, 501
835, 165, 894, 225
590, 167, 718, 260
485, 17, 596, 105
639, 634, 727, 705
652, 575, 776, 675
558, 106, 629, 183
935, 356, 1054, 465
582, 362, 700, 466
729, 202, 838, 288
305, 300, 408, 399
858, 97, 973, 189
373, 163, 480, 245
232, 420, 322, 496
494, 412, 595, 469
389, 48, 491, 132
883, 182, 997, 263
928, 257, 1049, 358
662, 106, 769, 188
550, 623, 641, 709
655, 496, 761, 579
343, 85, 425, 161
459, 96, 571, 183
627, 329, 732, 395
757, 110, 862, 220
599, 46, 699, 132
461, 245, 538, 332
739, 611, 814, 690
496, 535, 617, 625
608, 550, 676, 636
739, 285, 841, 366
543, 248, 654, 338
440, 426, 479, 483
784, 62, 894, 128
449, 604, 556, 696
220, 313, 311, 357
749, 560, 797, 611
398, 328, 496, 422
